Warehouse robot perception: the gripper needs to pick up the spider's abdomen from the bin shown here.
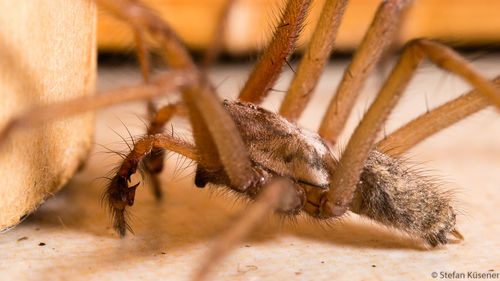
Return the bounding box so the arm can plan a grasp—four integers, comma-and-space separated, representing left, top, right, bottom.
352, 150, 459, 247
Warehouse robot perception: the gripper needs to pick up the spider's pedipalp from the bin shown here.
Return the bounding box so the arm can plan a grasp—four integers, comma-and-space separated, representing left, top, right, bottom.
104, 133, 197, 236
141, 102, 186, 199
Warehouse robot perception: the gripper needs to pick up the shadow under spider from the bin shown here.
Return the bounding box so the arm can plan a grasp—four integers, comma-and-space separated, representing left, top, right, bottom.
11, 165, 435, 279
22, 165, 426, 255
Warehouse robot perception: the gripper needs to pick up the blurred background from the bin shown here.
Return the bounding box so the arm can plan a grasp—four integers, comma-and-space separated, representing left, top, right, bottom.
97, 0, 500, 55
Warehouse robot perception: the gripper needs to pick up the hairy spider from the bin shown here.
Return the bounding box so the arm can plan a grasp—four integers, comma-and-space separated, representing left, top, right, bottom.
1, 0, 500, 280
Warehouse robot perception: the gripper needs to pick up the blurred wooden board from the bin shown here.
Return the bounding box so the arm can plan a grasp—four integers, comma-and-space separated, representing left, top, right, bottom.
0, 0, 96, 230
98, 0, 500, 53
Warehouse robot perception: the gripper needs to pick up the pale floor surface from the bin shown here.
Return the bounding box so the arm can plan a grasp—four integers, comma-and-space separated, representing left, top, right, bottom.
1, 57, 500, 281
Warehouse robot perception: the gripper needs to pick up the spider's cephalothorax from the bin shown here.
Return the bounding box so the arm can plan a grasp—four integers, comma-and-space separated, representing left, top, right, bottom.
186, 100, 458, 247
194, 100, 335, 215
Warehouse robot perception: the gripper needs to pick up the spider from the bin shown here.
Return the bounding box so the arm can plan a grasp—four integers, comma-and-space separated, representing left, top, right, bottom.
1, 0, 500, 280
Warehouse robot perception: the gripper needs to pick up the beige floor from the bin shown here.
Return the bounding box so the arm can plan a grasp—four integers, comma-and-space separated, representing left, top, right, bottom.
1, 56, 500, 281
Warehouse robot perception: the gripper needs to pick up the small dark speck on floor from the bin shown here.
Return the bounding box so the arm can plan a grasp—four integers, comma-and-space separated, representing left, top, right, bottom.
244, 245, 251, 247
489, 269, 495, 272
17, 236, 28, 242
321, 261, 325, 264
372, 265, 376, 268
246, 265, 258, 271
38, 242, 46, 246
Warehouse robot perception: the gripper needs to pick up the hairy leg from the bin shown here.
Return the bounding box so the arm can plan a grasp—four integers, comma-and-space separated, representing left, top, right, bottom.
0, 70, 194, 147
106, 0, 227, 183
182, 81, 257, 190
131, 26, 161, 122
376, 77, 500, 155
133, 28, 150, 83
97, 0, 196, 70
318, 0, 412, 145
279, 0, 349, 122
238, 0, 311, 103
193, 178, 296, 281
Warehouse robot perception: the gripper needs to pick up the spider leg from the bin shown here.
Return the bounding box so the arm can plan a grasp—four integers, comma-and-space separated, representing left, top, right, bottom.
201, 0, 236, 71
318, 0, 412, 145
131, 25, 160, 121
0, 71, 194, 147
97, 0, 196, 70
192, 178, 295, 281
376, 77, 500, 155
0, 0, 202, 147
238, 0, 311, 104
140, 0, 236, 198
183, 82, 259, 190
319, 39, 500, 219
133, 28, 150, 83
279, 0, 349, 122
